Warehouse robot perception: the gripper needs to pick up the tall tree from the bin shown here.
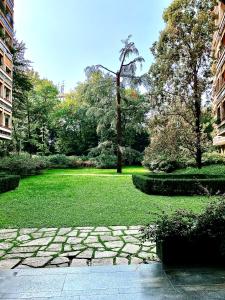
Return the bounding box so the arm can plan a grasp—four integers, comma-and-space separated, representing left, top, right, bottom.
86, 36, 144, 173
148, 0, 216, 168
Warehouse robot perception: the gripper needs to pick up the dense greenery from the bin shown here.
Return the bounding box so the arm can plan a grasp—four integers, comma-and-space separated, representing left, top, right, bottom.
0, 167, 213, 228
145, 0, 216, 169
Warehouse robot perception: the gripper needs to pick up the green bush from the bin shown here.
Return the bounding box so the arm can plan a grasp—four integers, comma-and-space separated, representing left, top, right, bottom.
0, 154, 48, 177
142, 197, 225, 244
0, 175, 20, 193
132, 174, 225, 196
47, 155, 95, 169
143, 158, 185, 173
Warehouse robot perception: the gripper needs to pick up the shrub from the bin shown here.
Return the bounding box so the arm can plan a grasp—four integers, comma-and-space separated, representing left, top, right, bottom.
123, 147, 143, 166
132, 174, 225, 196
143, 157, 185, 173
47, 154, 72, 168
0, 175, 20, 193
0, 154, 48, 177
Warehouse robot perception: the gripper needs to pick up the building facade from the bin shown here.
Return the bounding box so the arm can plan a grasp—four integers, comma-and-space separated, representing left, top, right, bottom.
0, 0, 13, 140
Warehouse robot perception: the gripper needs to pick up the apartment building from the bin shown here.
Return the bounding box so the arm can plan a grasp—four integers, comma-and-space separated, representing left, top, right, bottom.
0, 0, 13, 140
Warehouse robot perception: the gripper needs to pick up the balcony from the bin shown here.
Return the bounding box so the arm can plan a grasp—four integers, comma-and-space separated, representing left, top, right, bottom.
0, 15, 13, 36
213, 135, 225, 146
0, 38, 12, 61
6, 0, 14, 13
217, 46, 225, 70
219, 12, 225, 35
218, 121, 225, 135
215, 83, 225, 105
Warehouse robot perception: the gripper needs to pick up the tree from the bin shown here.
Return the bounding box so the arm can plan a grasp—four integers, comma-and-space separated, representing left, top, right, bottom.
86, 36, 144, 173
147, 0, 216, 168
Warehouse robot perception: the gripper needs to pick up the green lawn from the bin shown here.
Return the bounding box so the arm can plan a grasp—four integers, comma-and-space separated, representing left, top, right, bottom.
0, 166, 218, 228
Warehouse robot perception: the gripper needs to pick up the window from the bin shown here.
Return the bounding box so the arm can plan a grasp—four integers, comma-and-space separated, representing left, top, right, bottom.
6, 66, 11, 76
0, 53, 3, 67
0, 110, 3, 126
5, 86, 11, 102
4, 114, 10, 128
217, 106, 221, 124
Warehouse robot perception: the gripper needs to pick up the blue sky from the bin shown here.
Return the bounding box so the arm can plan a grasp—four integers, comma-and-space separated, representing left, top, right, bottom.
14, 0, 172, 92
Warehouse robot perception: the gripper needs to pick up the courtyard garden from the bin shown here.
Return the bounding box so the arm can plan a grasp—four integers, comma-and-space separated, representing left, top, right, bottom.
0, 165, 220, 229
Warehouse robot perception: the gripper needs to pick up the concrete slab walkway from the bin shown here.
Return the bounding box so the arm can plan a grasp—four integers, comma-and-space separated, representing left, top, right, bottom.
0, 226, 157, 269
1, 263, 225, 299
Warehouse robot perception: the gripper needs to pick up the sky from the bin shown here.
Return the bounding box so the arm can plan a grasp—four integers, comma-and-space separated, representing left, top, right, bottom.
14, 0, 172, 92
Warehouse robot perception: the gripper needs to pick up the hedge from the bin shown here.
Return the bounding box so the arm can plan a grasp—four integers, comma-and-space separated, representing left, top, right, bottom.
132, 174, 225, 196
0, 175, 20, 194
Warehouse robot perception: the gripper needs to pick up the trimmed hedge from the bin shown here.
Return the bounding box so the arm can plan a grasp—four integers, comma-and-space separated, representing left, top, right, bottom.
132, 174, 225, 196
0, 175, 20, 194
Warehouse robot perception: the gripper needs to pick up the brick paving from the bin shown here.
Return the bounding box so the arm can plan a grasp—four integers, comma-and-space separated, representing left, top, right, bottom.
0, 226, 157, 269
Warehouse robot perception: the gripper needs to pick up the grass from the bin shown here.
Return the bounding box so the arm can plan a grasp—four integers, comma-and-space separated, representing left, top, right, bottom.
0, 165, 221, 228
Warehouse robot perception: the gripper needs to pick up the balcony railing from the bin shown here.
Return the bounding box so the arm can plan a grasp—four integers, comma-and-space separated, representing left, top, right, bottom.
0, 38, 12, 61
0, 15, 13, 36
219, 12, 225, 35
6, 0, 14, 12
218, 121, 225, 135
217, 46, 225, 70
215, 82, 225, 104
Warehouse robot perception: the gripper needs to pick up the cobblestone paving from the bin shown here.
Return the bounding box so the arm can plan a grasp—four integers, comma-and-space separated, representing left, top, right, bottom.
0, 226, 157, 269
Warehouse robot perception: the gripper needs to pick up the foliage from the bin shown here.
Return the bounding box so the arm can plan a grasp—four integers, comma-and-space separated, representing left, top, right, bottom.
142, 197, 225, 247
132, 174, 225, 196
0, 154, 48, 177
0, 175, 20, 194
147, 0, 216, 168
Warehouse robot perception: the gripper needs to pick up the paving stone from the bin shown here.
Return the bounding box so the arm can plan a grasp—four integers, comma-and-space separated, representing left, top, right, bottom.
0, 232, 17, 239
60, 251, 80, 257
78, 232, 89, 238
10, 246, 40, 253
4, 253, 34, 259
90, 232, 110, 236
118, 252, 129, 258
112, 230, 123, 236
43, 231, 56, 237
94, 227, 110, 232
75, 227, 93, 230
19, 228, 37, 235
122, 243, 140, 254
31, 233, 43, 239
115, 257, 128, 265
124, 229, 140, 235
46, 243, 63, 252
22, 257, 52, 268
16, 235, 31, 242
36, 251, 58, 257
76, 249, 93, 259
0, 242, 13, 250
130, 257, 143, 264
53, 236, 67, 243
142, 241, 154, 247
84, 236, 99, 243
128, 225, 142, 230
110, 226, 127, 230
71, 258, 88, 267
100, 236, 120, 242
50, 257, 69, 265
0, 250, 5, 257
15, 265, 33, 269
64, 245, 72, 252
38, 228, 58, 232
138, 252, 152, 259
86, 242, 104, 248
0, 229, 17, 234
79, 228, 93, 233
95, 251, 117, 258
122, 236, 140, 244
91, 258, 113, 266
67, 230, 78, 237
0, 259, 20, 269
72, 244, 87, 251
67, 237, 83, 245
104, 241, 124, 249
58, 228, 72, 235
22, 237, 53, 246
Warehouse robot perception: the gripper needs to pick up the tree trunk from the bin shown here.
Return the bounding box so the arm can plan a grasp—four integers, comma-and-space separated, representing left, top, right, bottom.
116, 73, 122, 173
193, 72, 202, 169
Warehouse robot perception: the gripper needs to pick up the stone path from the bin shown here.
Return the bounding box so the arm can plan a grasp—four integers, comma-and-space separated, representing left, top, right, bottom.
0, 226, 157, 269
